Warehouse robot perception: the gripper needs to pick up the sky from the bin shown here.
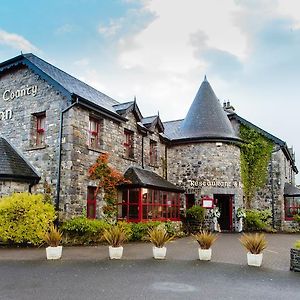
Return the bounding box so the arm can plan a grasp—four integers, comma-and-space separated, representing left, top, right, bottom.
0, 0, 300, 182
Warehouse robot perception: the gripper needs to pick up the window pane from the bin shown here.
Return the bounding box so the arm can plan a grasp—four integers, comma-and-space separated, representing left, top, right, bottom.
129, 189, 139, 204
129, 205, 138, 219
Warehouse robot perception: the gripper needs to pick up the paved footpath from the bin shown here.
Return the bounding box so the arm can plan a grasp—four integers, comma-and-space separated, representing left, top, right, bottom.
1, 233, 300, 271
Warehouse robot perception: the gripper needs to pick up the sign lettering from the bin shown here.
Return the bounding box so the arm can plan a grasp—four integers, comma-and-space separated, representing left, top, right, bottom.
2, 85, 38, 101
0, 109, 13, 121
190, 179, 242, 189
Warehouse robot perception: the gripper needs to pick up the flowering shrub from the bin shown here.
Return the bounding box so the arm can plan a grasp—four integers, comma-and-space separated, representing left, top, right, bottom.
88, 153, 129, 221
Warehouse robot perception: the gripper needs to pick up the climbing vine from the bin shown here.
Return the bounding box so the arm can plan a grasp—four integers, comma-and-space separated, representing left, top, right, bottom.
88, 153, 129, 221
240, 124, 273, 208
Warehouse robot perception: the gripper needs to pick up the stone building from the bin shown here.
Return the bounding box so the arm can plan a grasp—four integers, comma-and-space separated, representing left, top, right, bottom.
0, 53, 299, 230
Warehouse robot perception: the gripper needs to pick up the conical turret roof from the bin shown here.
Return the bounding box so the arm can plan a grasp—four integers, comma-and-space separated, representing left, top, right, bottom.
179, 77, 239, 141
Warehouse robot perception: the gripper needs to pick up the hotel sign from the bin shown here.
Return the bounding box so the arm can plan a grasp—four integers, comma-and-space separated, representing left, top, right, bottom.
0, 85, 38, 121
190, 179, 242, 188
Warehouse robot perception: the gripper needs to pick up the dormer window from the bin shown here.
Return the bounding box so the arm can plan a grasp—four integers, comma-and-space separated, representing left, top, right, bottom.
124, 129, 134, 159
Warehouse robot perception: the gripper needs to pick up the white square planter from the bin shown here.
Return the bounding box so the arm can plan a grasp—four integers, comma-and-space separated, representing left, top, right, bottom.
46, 246, 62, 260
247, 252, 263, 267
109, 246, 123, 259
153, 246, 167, 259
198, 248, 212, 261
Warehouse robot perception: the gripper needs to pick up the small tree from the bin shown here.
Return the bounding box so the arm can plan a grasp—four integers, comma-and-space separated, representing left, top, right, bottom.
88, 153, 128, 221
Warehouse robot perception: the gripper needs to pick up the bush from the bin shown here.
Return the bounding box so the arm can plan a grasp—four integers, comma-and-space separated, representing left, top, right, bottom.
61, 216, 110, 244
185, 206, 205, 233
244, 209, 272, 231
130, 221, 161, 241
0, 193, 56, 245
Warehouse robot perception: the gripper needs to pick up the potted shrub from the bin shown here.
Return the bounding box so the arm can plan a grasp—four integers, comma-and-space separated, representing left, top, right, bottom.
290, 240, 300, 272
148, 227, 174, 259
44, 225, 63, 260
102, 225, 128, 259
193, 230, 218, 261
239, 233, 267, 267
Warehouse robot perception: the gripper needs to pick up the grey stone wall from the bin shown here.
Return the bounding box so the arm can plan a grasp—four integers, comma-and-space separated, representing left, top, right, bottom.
0, 66, 66, 200
167, 142, 243, 231
59, 107, 166, 219
0, 181, 30, 197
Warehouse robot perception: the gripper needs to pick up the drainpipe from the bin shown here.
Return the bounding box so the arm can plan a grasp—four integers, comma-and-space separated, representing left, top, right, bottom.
55, 98, 78, 216
141, 135, 144, 169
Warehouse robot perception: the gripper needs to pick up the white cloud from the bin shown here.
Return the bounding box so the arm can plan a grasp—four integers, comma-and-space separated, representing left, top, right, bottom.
0, 29, 38, 52
98, 19, 122, 37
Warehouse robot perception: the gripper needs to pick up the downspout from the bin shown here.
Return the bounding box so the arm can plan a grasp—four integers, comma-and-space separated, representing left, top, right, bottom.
164, 144, 168, 180
142, 135, 144, 169
55, 98, 78, 215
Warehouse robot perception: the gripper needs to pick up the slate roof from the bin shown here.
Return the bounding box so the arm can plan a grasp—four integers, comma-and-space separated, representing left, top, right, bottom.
113, 101, 134, 114
0, 53, 123, 119
284, 183, 300, 196
162, 119, 183, 140
122, 167, 184, 192
0, 138, 40, 182
141, 115, 164, 133
172, 76, 240, 142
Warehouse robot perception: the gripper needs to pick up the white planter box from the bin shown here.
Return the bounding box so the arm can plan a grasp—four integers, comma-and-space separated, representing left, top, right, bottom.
109, 246, 123, 259
247, 252, 263, 267
198, 248, 212, 261
46, 246, 62, 260
153, 246, 167, 259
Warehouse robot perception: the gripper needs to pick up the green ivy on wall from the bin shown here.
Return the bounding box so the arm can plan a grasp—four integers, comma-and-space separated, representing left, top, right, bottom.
240, 124, 273, 208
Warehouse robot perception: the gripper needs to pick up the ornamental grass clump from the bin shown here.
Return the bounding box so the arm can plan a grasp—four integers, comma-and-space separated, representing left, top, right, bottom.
44, 225, 62, 247
148, 227, 174, 248
101, 225, 128, 247
239, 233, 267, 254
193, 230, 218, 249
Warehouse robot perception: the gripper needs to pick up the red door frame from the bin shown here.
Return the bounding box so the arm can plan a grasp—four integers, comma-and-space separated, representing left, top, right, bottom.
229, 195, 233, 231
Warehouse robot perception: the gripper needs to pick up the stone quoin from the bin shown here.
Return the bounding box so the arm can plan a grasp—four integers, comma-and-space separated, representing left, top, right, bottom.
0, 53, 299, 231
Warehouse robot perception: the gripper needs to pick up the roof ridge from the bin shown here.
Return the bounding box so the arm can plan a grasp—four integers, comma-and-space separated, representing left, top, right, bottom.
163, 119, 184, 124
23, 53, 119, 105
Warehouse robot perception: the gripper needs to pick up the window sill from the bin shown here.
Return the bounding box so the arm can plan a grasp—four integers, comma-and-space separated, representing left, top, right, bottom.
122, 155, 136, 162
87, 145, 106, 154
26, 145, 47, 151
